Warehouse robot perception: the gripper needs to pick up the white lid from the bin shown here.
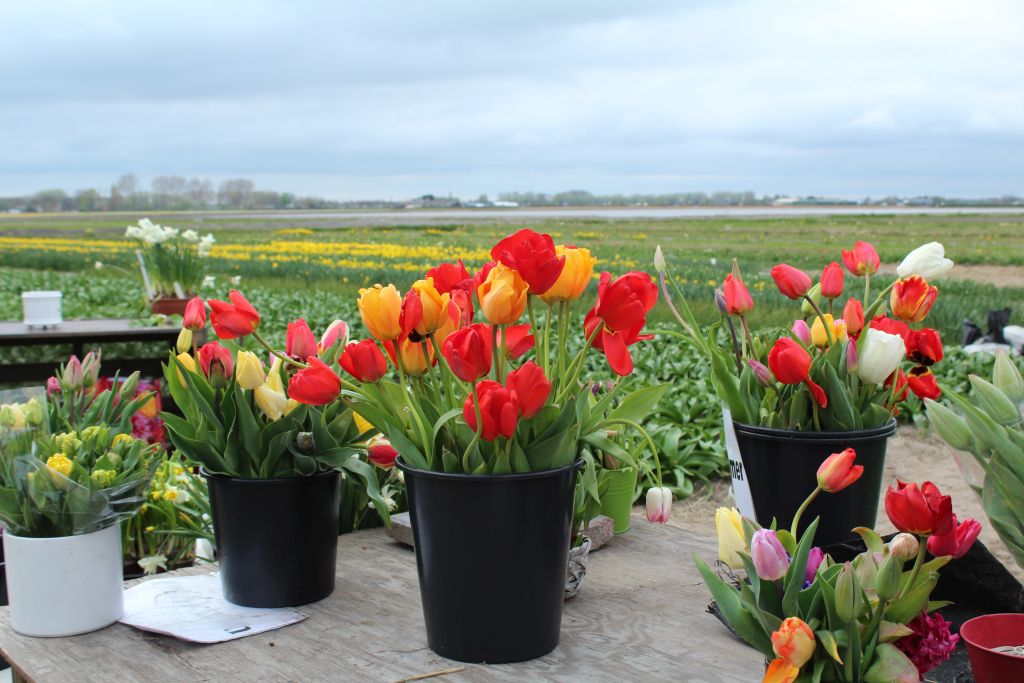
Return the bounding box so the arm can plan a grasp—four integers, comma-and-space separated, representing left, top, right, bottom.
21, 291, 63, 298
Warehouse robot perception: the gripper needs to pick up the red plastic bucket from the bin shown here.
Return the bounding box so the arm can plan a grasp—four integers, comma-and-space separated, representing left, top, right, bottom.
960, 613, 1024, 682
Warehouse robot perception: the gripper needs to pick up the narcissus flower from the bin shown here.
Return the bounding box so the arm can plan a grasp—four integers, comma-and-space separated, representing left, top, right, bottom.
722, 273, 754, 315
816, 448, 863, 493
286, 319, 317, 361
770, 264, 813, 299
890, 276, 937, 323
358, 284, 403, 341
208, 290, 260, 339
491, 228, 565, 294
477, 263, 529, 325
885, 480, 954, 536
339, 339, 389, 383
462, 380, 519, 441
442, 324, 493, 382
645, 486, 672, 524
768, 337, 827, 408
287, 357, 342, 405
505, 361, 551, 418
772, 617, 816, 668
820, 261, 844, 299
539, 245, 596, 303
183, 296, 206, 331
841, 240, 880, 276
715, 507, 746, 569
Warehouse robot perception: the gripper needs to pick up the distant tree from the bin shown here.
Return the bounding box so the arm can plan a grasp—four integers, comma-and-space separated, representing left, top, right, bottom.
185, 178, 215, 206
75, 188, 102, 212
31, 189, 68, 212
218, 178, 255, 209
115, 173, 138, 196
109, 185, 125, 211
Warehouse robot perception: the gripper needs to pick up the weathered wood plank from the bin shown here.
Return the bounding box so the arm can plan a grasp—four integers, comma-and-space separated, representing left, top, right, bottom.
0, 515, 762, 682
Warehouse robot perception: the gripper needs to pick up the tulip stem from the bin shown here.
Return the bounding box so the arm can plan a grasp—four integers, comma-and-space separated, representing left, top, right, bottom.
543, 303, 553, 376
428, 334, 457, 406
527, 296, 539, 366
395, 354, 434, 468
802, 296, 834, 347
605, 418, 662, 487
556, 323, 601, 404
462, 384, 484, 473
556, 302, 569, 386
864, 271, 871, 305
253, 331, 309, 369
491, 325, 501, 382
790, 485, 821, 537
895, 538, 929, 602
497, 324, 507, 383
862, 281, 896, 322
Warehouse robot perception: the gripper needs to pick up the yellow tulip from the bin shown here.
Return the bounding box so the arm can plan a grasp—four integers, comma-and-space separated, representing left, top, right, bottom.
176, 327, 193, 354
254, 383, 287, 421
410, 278, 451, 336
358, 284, 403, 341
266, 356, 285, 393
810, 314, 846, 347
353, 411, 373, 435
284, 398, 302, 416
393, 337, 434, 376
432, 301, 460, 348
46, 454, 74, 488
235, 350, 265, 390
174, 352, 198, 388
539, 246, 596, 304
715, 507, 747, 569
477, 263, 528, 325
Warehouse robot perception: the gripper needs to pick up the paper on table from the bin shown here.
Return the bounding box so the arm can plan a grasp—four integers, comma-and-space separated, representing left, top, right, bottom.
120, 573, 308, 643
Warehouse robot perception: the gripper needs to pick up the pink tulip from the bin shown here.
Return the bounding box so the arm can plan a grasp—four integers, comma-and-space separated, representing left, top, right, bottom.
751, 529, 790, 580
791, 320, 811, 346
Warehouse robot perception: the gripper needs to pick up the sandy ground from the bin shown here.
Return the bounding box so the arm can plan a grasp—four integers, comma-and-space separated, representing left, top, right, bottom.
658, 426, 1024, 583
880, 263, 1024, 289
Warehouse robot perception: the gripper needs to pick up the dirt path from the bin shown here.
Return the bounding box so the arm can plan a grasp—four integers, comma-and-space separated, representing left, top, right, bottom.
880, 263, 1024, 289
658, 426, 1024, 583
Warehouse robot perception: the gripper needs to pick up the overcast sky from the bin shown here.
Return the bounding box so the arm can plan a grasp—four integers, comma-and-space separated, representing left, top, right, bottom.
1, 0, 1022, 199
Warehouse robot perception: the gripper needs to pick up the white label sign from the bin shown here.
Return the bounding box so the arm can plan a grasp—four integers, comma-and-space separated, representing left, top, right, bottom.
722, 405, 756, 518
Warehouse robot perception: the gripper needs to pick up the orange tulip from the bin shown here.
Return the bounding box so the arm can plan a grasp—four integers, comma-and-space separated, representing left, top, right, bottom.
539, 245, 596, 304
816, 448, 863, 493
771, 617, 816, 668
384, 336, 435, 376
403, 277, 451, 338
890, 276, 937, 323
763, 658, 799, 683
477, 263, 529, 325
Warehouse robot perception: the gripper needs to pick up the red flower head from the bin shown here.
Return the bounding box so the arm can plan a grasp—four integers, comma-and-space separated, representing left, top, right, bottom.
842, 298, 864, 336
339, 339, 389, 383
505, 361, 551, 418
890, 276, 938, 323
442, 324, 493, 382
463, 380, 519, 441
490, 229, 565, 294
817, 448, 863, 493
286, 318, 318, 361
450, 288, 474, 327
197, 341, 233, 380
906, 329, 943, 366
208, 290, 260, 339
885, 480, 954, 536
183, 296, 206, 331
869, 315, 911, 344
722, 274, 754, 316
500, 324, 535, 360
885, 368, 910, 402
926, 514, 981, 559
820, 262, 844, 299
584, 271, 658, 376
288, 357, 342, 405
366, 435, 399, 470
895, 611, 959, 678
770, 264, 813, 300
907, 366, 941, 400
425, 261, 473, 294
767, 337, 828, 408
841, 240, 880, 276
399, 288, 424, 341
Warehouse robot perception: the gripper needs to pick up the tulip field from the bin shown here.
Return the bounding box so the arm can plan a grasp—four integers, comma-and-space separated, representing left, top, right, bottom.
2, 210, 1024, 498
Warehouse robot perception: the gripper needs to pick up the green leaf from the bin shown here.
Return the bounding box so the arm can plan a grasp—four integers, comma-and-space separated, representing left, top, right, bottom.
605, 384, 669, 426
693, 556, 773, 655
387, 425, 429, 471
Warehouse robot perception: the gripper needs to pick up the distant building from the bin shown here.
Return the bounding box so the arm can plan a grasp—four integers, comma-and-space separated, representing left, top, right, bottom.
492, 201, 519, 208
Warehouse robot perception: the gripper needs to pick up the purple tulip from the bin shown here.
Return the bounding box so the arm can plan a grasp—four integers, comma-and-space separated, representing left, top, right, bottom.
805, 547, 825, 585
791, 320, 811, 346
747, 359, 773, 386
751, 529, 790, 581
845, 340, 859, 374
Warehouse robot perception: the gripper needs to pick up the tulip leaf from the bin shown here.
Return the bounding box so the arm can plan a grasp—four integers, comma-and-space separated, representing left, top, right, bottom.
511, 440, 531, 473
581, 432, 634, 467
852, 527, 885, 555
259, 431, 292, 478
315, 447, 359, 469
783, 517, 819, 616
776, 529, 797, 555
387, 425, 429, 471
816, 629, 843, 663
441, 450, 461, 473
340, 455, 390, 526
694, 556, 773, 655
432, 409, 463, 443
234, 388, 262, 473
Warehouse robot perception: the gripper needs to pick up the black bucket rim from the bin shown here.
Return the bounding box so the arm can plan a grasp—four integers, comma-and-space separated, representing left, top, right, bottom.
732, 418, 897, 443
200, 467, 339, 485
396, 456, 582, 482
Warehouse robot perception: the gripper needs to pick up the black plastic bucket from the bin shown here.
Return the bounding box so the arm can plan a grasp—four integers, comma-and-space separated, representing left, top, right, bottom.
733, 420, 896, 546
396, 458, 580, 664
206, 468, 341, 607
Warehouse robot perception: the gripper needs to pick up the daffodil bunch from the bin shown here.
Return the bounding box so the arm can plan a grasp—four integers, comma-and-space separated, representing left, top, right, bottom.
125, 217, 215, 299
656, 241, 954, 431
0, 424, 160, 537
699, 450, 977, 682
123, 457, 213, 575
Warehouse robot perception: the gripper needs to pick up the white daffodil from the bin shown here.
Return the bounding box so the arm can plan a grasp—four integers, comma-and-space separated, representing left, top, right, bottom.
138, 554, 168, 575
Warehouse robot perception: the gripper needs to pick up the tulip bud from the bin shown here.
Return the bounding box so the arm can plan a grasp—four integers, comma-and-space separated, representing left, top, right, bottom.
715, 507, 747, 569
22, 398, 43, 425
235, 350, 266, 391
969, 374, 1021, 426
176, 328, 193, 354
645, 486, 672, 524
845, 340, 859, 375
714, 288, 728, 315
791, 319, 811, 346
875, 552, 903, 602
771, 617, 816, 669
810, 314, 836, 347
118, 371, 140, 402
887, 533, 920, 562
993, 351, 1024, 404
923, 399, 974, 452
653, 245, 667, 275
80, 351, 101, 387
835, 562, 859, 622
747, 359, 773, 386
62, 355, 84, 391
367, 435, 399, 469
46, 376, 61, 396
805, 547, 825, 585
296, 431, 315, 452
800, 283, 822, 315
0, 405, 17, 428
751, 529, 790, 581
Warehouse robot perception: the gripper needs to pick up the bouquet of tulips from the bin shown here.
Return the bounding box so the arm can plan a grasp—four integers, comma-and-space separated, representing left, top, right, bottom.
336, 229, 669, 512
161, 295, 391, 519
45, 351, 154, 436
699, 449, 980, 682
656, 241, 954, 430
925, 350, 1024, 570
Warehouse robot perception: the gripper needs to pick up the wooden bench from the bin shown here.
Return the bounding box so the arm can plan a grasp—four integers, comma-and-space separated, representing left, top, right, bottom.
0, 516, 761, 682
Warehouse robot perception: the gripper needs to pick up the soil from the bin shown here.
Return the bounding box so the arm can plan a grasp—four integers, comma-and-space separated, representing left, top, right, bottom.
661, 426, 1024, 584
879, 263, 1024, 289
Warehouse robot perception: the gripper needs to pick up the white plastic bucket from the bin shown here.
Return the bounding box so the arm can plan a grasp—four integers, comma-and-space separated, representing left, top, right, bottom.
3, 523, 124, 636
21, 290, 63, 328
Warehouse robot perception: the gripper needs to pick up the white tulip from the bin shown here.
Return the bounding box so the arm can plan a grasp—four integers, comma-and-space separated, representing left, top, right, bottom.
645, 486, 672, 524
896, 242, 954, 280
858, 328, 906, 384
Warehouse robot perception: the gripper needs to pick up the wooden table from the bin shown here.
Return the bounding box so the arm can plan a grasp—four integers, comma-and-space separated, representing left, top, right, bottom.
0, 516, 762, 682
0, 319, 192, 383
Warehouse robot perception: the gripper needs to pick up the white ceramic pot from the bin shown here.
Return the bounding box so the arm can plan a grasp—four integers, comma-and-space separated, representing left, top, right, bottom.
3, 523, 124, 637
21, 290, 63, 328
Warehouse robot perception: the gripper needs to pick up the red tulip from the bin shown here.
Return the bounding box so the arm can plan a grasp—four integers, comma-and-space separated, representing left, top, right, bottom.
183, 296, 206, 331
584, 271, 658, 376
288, 357, 342, 405
927, 514, 981, 559
722, 274, 754, 315
584, 309, 653, 377
841, 241, 880, 276
820, 262, 844, 299
197, 341, 233, 380
490, 229, 565, 294
907, 366, 941, 400
425, 261, 473, 294
208, 290, 260, 339
842, 298, 864, 336
770, 264, 813, 300
768, 337, 828, 408
500, 324, 535, 360
869, 315, 911, 344
442, 324, 493, 382
366, 435, 399, 469
906, 328, 943, 366
505, 361, 551, 418
885, 480, 954, 536
890, 276, 937, 323
339, 339, 388, 383
463, 380, 519, 441
286, 318, 318, 361
450, 288, 474, 326
399, 288, 424, 341
817, 448, 863, 493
